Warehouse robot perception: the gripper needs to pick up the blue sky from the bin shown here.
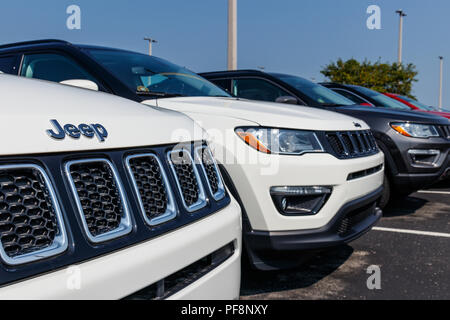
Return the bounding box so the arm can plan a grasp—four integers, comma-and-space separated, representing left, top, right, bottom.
0, 0, 448, 106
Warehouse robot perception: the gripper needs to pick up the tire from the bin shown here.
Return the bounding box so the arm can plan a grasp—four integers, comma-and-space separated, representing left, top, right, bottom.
378, 174, 391, 209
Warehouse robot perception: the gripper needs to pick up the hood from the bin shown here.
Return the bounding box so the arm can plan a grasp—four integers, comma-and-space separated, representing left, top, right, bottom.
421, 110, 450, 120
334, 105, 450, 125
143, 96, 371, 131
0, 75, 203, 156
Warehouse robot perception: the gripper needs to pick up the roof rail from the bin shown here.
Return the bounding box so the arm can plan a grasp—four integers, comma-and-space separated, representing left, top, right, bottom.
0, 39, 70, 50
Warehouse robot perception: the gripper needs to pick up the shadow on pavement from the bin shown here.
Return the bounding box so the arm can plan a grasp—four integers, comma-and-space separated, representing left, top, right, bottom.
383, 195, 428, 217
240, 245, 353, 297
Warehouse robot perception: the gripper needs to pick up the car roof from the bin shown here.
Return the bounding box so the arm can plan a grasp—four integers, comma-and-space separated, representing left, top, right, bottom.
200, 69, 266, 77
0, 39, 139, 55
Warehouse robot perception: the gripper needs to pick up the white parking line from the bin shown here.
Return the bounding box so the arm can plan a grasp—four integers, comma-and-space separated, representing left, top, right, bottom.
417, 190, 450, 195
373, 227, 450, 238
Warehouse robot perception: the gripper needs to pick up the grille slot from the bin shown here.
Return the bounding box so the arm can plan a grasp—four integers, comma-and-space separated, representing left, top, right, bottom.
195, 146, 225, 201
126, 154, 177, 226
438, 125, 450, 138
65, 159, 131, 243
326, 130, 378, 159
168, 149, 206, 212
0, 164, 67, 265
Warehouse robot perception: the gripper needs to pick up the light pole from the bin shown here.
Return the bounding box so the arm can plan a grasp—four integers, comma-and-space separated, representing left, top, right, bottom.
227, 0, 237, 70
395, 10, 407, 65
144, 37, 157, 56
439, 56, 444, 111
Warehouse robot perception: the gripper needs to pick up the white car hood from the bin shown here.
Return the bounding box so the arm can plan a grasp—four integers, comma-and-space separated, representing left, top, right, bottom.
0, 75, 202, 156
144, 96, 370, 131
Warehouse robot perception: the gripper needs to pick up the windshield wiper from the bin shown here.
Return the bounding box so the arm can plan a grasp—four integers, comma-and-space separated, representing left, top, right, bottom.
136, 91, 183, 98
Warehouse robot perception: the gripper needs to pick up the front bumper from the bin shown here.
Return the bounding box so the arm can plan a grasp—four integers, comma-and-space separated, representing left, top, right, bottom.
246, 186, 382, 252
244, 187, 382, 271
0, 199, 242, 300
392, 152, 450, 190
381, 131, 450, 191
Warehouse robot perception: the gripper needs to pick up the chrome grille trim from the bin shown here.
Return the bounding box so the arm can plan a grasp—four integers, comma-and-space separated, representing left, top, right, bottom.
195, 146, 226, 201
0, 164, 68, 266
167, 149, 207, 212
125, 153, 177, 226
64, 159, 132, 243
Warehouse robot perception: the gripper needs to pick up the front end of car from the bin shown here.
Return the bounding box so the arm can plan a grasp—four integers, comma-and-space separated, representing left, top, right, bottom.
386, 121, 450, 189
223, 124, 384, 270
0, 75, 242, 300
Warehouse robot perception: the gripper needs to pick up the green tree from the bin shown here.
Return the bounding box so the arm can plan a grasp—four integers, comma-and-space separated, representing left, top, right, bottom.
320, 58, 418, 98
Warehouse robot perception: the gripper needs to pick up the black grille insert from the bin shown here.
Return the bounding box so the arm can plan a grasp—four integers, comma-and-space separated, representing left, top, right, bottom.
168, 149, 206, 211
126, 154, 176, 226
0, 167, 57, 256
0, 164, 67, 265
66, 159, 131, 241
325, 130, 378, 159
196, 146, 225, 200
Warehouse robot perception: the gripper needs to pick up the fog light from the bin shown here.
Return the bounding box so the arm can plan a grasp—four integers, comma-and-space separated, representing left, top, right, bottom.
270, 186, 332, 216
408, 149, 440, 167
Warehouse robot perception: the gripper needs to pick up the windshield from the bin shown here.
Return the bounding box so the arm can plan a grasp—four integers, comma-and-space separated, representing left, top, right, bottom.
351, 86, 411, 110
396, 94, 436, 111
85, 48, 231, 98
273, 74, 355, 107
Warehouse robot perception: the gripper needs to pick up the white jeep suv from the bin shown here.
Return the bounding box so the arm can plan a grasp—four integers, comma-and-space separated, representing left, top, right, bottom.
7, 43, 384, 271
0, 74, 242, 299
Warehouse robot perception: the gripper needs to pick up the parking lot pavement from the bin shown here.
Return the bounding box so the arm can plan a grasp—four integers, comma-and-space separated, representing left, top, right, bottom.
240, 181, 450, 300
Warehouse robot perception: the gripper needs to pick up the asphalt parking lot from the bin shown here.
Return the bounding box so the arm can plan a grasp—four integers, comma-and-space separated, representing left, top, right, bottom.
240, 180, 450, 300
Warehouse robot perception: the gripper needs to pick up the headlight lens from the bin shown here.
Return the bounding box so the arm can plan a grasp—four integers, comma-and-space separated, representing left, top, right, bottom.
235, 127, 324, 155
391, 122, 439, 138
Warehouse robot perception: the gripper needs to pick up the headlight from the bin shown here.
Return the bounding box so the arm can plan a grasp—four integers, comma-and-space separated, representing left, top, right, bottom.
235, 127, 324, 155
391, 122, 439, 138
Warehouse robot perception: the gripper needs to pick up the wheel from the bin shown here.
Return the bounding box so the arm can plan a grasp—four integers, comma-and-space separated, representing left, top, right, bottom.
378, 174, 391, 209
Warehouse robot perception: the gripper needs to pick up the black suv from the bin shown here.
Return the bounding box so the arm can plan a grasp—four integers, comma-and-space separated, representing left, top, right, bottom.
200, 70, 450, 207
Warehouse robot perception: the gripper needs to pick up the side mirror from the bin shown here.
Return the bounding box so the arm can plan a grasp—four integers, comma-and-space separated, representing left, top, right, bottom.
275, 95, 298, 105
60, 79, 99, 91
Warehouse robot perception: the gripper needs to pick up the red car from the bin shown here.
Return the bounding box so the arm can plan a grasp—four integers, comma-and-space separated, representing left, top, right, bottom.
384, 93, 450, 119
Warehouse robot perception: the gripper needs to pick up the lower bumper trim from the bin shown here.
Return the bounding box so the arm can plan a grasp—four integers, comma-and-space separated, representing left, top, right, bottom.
244, 186, 383, 270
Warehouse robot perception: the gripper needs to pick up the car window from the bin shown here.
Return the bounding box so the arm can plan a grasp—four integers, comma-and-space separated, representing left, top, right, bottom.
396, 95, 436, 111
351, 86, 411, 110
85, 48, 230, 98
332, 88, 369, 104
231, 78, 291, 102
273, 75, 355, 107
20, 53, 101, 87
0, 55, 18, 74
210, 78, 232, 93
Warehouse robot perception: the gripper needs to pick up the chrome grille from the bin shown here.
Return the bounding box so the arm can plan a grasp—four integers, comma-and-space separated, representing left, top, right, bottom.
126, 154, 177, 226
168, 149, 206, 212
195, 146, 225, 201
326, 130, 378, 159
0, 164, 67, 265
438, 125, 450, 138
65, 159, 131, 243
